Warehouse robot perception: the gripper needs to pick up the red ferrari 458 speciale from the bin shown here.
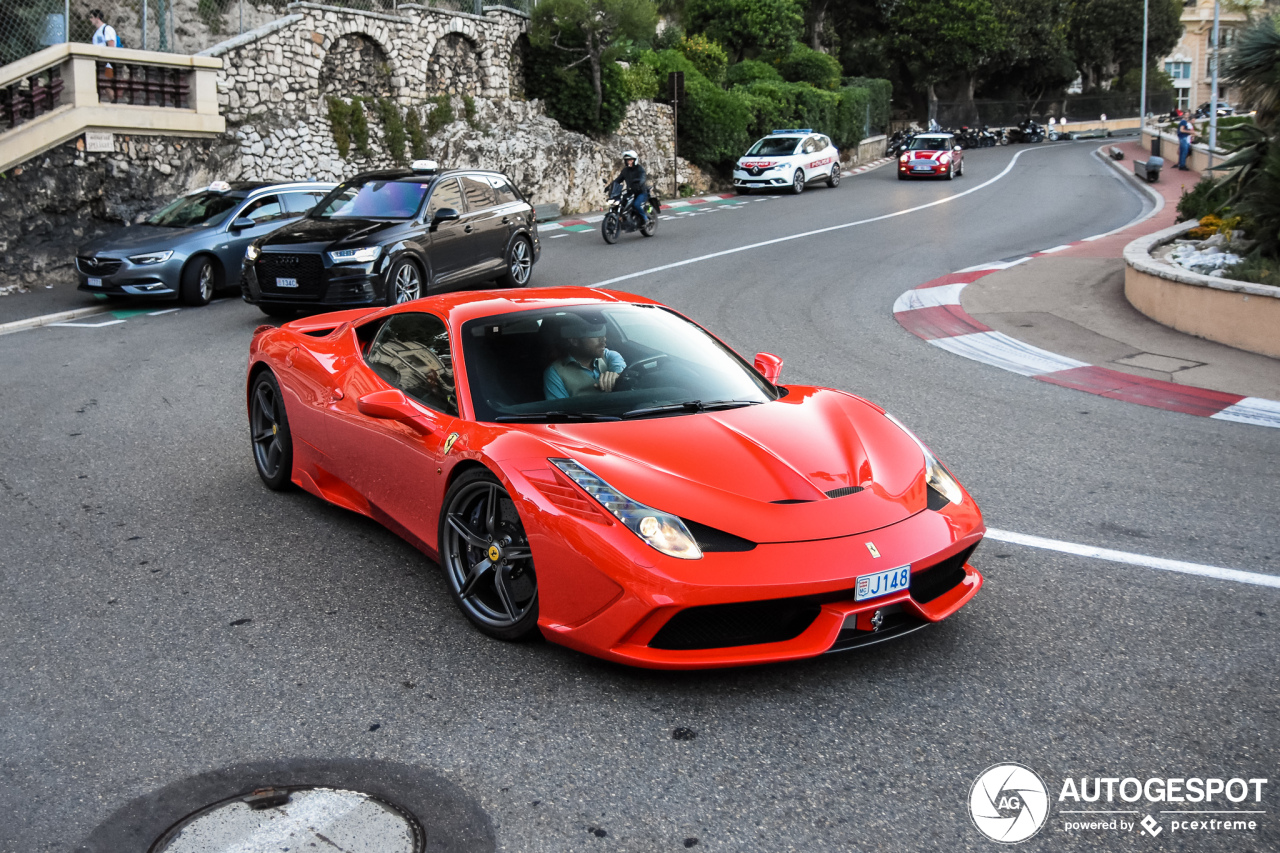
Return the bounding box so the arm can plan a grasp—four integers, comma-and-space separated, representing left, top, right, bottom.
247, 287, 984, 669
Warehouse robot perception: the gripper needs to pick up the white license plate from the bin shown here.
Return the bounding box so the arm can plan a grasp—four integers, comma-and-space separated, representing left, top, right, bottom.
856, 565, 910, 601
912, 164, 933, 171
275, 277, 298, 288
87, 277, 102, 287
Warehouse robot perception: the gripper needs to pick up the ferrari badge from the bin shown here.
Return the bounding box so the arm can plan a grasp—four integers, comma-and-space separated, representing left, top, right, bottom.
865, 542, 881, 558
442, 432, 459, 454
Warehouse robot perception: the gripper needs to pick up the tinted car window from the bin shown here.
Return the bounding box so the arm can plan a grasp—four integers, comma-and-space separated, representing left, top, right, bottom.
488, 175, 520, 205
426, 178, 464, 219
316, 179, 430, 219
745, 137, 800, 156
461, 176, 496, 211
242, 195, 283, 224
907, 137, 953, 151
365, 313, 457, 416
801, 137, 817, 154
147, 191, 243, 228
282, 192, 324, 216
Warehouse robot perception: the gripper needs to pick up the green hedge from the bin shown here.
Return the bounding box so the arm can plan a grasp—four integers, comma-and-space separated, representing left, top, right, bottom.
725, 59, 781, 87
842, 76, 891, 133
778, 44, 841, 90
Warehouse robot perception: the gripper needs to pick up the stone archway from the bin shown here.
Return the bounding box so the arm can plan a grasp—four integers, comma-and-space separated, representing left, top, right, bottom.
426, 32, 482, 96
508, 33, 530, 99
319, 33, 395, 99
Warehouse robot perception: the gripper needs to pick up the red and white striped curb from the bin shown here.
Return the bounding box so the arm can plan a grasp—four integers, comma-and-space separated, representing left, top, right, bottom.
893, 256, 1280, 429
846, 156, 893, 176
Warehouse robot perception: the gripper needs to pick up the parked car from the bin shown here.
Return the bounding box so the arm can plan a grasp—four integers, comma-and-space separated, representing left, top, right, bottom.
1194, 101, 1235, 118
76, 180, 336, 306
732, 129, 841, 195
897, 133, 965, 179
242, 162, 540, 318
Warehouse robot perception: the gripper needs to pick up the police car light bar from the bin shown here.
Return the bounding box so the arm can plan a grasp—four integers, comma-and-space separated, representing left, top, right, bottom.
410, 160, 440, 173
771, 128, 812, 134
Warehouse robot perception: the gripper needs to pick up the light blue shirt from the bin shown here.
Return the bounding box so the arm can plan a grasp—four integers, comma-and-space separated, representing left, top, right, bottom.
544, 349, 626, 399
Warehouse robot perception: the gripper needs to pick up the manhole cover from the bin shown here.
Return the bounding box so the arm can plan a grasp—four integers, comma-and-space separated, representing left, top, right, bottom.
152, 786, 424, 853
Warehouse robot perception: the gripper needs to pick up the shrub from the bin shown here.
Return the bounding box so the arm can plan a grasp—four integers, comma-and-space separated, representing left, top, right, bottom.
1186, 214, 1224, 240
526, 42, 629, 135
348, 96, 371, 158
726, 59, 782, 87
621, 62, 660, 101
375, 98, 407, 164
425, 95, 454, 135
778, 44, 841, 90
641, 49, 751, 169
1224, 252, 1280, 287
463, 95, 479, 128
679, 33, 729, 85
327, 96, 352, 159
406, 107, 429, 160
843, 76, 892, 132
1176, 176, 1232, 221
652, 22, 684, 51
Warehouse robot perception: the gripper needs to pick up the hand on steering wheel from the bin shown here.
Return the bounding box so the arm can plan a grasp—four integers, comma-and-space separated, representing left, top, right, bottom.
613, 354, 668, 392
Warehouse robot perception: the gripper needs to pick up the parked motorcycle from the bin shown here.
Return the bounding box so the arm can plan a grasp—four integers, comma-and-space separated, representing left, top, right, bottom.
1006, 119, 1045, 144
602, 181, 659, 244
977, 126, 1000, 147
887, 129, 916, 158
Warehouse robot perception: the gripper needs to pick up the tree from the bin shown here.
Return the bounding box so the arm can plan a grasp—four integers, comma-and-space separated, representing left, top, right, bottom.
882, 0, 1007, 122
531, 0, 658, 125
982, 0, 1077, 102
685, 0, 805, 61
1067, 0, 1182, 91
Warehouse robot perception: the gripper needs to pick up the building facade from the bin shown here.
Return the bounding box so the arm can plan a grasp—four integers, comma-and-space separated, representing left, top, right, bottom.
1161, 0, 1279, 113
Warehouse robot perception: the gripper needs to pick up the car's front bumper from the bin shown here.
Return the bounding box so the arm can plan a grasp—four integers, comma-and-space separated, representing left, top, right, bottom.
509, 466, 986, 669
898, 160, 951, 177
733, 168, 790, 189
243, 255, 382, 308
76, 255, 184, 298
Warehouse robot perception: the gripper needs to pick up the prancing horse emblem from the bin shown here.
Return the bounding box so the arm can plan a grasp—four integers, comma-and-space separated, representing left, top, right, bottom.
442, 432, 459, 454
865, 542, 881, 558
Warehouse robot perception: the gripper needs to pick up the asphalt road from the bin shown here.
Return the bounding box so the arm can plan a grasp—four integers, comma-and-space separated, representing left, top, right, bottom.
2, 141, 1277, 852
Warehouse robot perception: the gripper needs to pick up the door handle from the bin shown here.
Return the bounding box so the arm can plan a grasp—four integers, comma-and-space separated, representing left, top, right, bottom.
464, 224, 473, 233
501, 216, 510, 224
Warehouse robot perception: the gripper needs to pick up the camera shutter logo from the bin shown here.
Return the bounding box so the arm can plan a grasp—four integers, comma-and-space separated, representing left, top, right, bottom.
969, 763, 1050, 843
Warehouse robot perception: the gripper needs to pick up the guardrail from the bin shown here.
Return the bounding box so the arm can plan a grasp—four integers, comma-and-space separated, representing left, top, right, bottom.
0, 42, 223, 173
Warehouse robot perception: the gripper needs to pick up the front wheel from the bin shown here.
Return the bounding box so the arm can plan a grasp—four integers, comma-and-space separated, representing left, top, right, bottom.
386, 258, 424, 305
439, 469, 539, 641
827, 164, 841, 188
497, 236, 533, 287
602, 212, 620, 244
956, 159, 964, 177
180, 257, 217, 306
249, 371, 294, 491
640, 202, 658, 237
791, 169, 805, 195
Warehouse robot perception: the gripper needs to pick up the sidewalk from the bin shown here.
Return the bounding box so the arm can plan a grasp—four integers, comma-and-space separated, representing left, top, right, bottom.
896, 141, 1280, 426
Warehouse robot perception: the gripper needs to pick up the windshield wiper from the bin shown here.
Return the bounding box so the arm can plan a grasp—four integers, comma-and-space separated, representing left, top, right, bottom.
494, 411, 621, 423
621, 399, 762, 419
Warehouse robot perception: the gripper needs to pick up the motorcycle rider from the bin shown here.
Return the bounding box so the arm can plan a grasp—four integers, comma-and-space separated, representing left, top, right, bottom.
611, 150, 649, 225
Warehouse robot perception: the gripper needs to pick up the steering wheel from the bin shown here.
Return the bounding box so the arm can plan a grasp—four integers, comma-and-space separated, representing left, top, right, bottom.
613, 354, 669, 392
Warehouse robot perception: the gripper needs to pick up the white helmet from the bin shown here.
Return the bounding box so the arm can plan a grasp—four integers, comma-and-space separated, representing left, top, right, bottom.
621, 149, 638, 161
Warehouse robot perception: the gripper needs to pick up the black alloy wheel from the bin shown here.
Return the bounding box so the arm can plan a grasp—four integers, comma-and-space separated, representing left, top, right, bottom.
249, 372, 293, 491
180, 257, 217, 306
601, 211, 620, 244
791, 168, 805, 194
387, 258, 423, 305
439, 469, 538, 640
497, 237, 533, 287
827, 164, 841, 188
640, 202, 658, 237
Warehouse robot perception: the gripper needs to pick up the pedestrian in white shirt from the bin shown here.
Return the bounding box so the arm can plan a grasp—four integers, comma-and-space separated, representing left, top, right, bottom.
89, 10, 117, 48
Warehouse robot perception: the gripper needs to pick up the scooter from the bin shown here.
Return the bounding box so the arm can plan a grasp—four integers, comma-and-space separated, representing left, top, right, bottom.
602, 181, 659, 244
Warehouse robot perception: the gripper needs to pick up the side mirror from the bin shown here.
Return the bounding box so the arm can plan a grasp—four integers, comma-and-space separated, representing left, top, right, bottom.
754, 352, 783, 385
429, 208, 460, 232
357, 389, 436, 434
230, 217, 256, 231
953, 146, 962, 153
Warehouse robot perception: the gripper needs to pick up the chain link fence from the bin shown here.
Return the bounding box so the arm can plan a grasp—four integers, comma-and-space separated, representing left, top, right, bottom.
0, 0, 534, 65
934, 92, 1176, 129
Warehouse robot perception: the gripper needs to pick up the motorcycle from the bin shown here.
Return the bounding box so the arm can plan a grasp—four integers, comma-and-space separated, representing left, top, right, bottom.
1006, 119, 1045, 144
977, 126, 1000, 147
602, 180, 659, 244
887, 129, 916, 158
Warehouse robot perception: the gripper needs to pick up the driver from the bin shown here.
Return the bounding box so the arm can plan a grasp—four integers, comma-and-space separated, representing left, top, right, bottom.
543, 315, 627, 399
612, 149, 649, 225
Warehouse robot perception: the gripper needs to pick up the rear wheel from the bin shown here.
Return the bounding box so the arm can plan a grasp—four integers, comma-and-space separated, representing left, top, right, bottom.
180, 257, 217, 306
439, 468, 539, 640
640, 202, 658, 237
497, 236, 533, 287
249, 371, 293, 491
602, 212, 620, 244
827, 164, 841, 188
791, 169, 805, 195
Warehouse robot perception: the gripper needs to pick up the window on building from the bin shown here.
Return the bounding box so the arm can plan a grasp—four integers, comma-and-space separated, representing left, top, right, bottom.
1165, 61, 1191, 80
1176, 89, 1190, 112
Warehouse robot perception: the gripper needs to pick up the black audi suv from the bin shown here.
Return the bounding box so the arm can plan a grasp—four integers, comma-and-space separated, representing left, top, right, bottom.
242, 162, 540, 317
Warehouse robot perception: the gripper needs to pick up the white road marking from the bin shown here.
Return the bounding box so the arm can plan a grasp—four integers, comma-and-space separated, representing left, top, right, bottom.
589, 148, 1050, 288
1039, 244, 1073, 253
1212, 397, 1280, 429
986, 528, 1280, 589
147, 308, 181, 316
549, 233, 567, 238
891, 282, 966, 312
928, 330, 1089, 376
47, 319, 127, 328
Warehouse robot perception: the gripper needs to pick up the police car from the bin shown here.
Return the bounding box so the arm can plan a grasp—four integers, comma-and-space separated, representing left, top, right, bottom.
733, 129, 841, 195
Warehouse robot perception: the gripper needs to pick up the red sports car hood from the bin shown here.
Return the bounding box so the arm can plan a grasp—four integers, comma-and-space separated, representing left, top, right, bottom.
523, 387, 931, 543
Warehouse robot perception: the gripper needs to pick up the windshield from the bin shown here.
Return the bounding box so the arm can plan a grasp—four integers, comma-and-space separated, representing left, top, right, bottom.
907, 137, 953, 151
462, 304, 778, 423
745, 137, 800, 157
146, 192, 243, 228
314, 179, 431, 220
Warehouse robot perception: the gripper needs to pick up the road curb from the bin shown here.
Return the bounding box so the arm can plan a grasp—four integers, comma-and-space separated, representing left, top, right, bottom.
0, 303, 110, 337
892, 256, 1280, 429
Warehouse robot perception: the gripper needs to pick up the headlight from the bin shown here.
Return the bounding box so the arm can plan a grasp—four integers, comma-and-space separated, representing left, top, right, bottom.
128, 250, 173, 265
899, 153, 909, 162
550, 458, 702, 559
883, 413, 964, 506
939, 154, 951, 163
245, 244, 260, 261
328, 246, 381, 264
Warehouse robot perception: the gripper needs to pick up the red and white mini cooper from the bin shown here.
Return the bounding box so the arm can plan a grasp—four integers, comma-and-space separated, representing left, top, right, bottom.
733, 130, 842, 195
897, 133, 964, 180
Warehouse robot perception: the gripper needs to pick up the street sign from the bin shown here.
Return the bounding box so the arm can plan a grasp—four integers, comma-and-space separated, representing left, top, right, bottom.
85, 132, 114, 153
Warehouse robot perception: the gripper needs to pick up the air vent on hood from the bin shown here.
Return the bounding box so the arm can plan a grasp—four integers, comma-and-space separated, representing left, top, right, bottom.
825, 486, 864, 499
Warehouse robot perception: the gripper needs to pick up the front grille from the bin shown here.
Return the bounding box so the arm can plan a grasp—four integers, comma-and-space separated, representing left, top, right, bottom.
257, 253, 324, 295
77, 256, 122, 276
911, 543, 977, 604
649, 598, 821, 650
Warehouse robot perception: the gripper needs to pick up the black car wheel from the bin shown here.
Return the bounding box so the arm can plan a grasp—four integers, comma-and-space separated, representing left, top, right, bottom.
439, 468, 538, 640
640, 202, 658, 237
249, 371, 293, 491
387, 259, 423, 305
791, 169, 805, 195
957, 159, 964, 177
497, 236, 533, 287
827, 164, 841, 188
602, 212, 620, 244
180, 257, 217, 306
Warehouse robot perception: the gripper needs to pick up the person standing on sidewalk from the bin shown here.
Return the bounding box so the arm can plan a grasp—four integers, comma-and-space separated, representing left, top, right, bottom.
1176, 113, 1195, 170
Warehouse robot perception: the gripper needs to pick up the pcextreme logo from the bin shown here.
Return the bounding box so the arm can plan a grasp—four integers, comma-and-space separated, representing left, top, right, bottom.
969, 764, 1269, 843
